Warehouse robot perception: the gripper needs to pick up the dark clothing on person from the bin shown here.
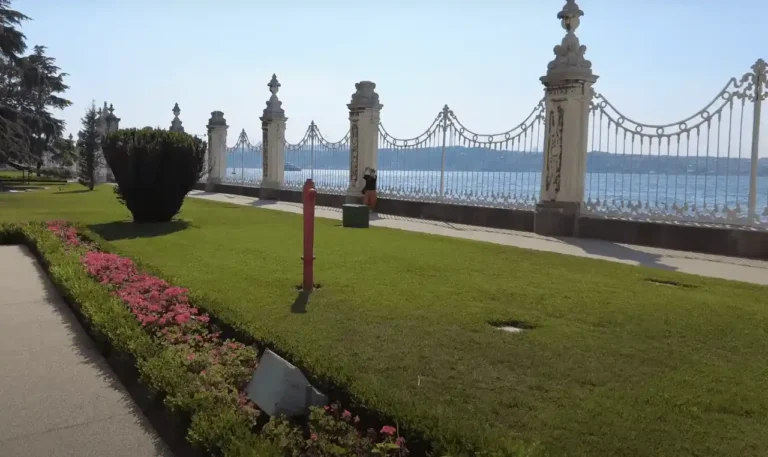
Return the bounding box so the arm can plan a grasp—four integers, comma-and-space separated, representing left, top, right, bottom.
363, 175, 377, 193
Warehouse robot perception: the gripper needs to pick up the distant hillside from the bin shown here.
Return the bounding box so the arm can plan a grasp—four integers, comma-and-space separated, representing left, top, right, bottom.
227, 147, 768, 176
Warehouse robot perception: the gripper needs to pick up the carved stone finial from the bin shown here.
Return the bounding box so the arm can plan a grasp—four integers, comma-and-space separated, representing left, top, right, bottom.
262, 74, 285, 121
208, 110, 227, 128
558, 0, 583, 33
348, 81, 383, 110
105, 103, 118, 122
541, 0, 597, 86
268, 74, 280, 96
170, 102, 184, 132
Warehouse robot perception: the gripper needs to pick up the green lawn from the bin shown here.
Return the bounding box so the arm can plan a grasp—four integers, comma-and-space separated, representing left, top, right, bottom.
2, 185, 767, 457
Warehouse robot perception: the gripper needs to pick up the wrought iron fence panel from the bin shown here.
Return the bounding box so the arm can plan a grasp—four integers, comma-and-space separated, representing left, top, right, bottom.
224, 129, 263, 186
284, 123, 350, 194
585, 59, 768, 229
378, 100, 546, 208
378, 113, 443, 200
283, 123, 315, 190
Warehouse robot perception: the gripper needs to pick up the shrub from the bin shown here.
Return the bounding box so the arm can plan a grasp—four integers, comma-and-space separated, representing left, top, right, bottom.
102, 128, 206, 223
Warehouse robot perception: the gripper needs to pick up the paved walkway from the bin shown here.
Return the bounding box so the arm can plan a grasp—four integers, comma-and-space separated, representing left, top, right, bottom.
189, 190, 768, 285
0, 245, 172, 457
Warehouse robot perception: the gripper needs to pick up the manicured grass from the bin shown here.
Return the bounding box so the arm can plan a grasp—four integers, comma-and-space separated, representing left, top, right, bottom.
2, 185, 768, 457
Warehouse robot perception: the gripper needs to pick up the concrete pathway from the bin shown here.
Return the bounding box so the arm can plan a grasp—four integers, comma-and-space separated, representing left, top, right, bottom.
188, 190, 768, 285
0, 245, 172, 457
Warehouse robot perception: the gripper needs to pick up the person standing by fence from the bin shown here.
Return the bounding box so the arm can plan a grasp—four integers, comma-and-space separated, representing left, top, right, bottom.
362, 167, 377, 211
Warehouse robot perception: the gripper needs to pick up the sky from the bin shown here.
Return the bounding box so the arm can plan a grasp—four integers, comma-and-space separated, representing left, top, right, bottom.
16, 0, 768, 156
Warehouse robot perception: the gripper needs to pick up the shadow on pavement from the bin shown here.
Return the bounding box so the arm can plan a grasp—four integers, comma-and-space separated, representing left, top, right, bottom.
558, 237, 677, 272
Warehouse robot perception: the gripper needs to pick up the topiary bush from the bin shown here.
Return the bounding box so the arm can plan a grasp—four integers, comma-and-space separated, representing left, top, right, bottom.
103, 128, 206, 223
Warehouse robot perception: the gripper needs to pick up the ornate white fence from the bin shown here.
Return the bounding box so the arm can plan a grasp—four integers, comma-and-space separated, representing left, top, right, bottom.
197, 0, 767, 231
283, 122, 349, 194
584, 59, 767, 228
377, 102, 545, 208
223, 129, 262, 186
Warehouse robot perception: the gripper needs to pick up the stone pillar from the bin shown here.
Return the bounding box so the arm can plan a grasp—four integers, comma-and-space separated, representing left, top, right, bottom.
170, 103, 185, 133
534, 0, 598, 237
206, 111, 228, 191
260, 74, 287, 200
346, 81, 382, 203
94, 102, 110, 184
105, 103, 120, 133
103, 104, 120, 182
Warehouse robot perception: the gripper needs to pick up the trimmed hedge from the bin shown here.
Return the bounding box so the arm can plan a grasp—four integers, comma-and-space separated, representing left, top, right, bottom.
103, 128, 206, 223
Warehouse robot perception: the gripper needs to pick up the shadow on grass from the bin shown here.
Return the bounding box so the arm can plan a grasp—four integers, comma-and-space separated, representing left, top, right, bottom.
291, 289, 311, 314
89, 220, 192, 241
53, 189, 91, 194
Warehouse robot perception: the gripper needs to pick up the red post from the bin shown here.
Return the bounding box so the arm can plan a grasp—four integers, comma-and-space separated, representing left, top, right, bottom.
302, 179, 317, 291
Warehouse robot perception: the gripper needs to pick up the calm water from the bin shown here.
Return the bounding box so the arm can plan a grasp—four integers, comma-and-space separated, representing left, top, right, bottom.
225, 167, 768, 214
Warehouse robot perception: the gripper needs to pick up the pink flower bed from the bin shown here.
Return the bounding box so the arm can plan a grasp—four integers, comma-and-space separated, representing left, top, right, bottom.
45, 220, 410, 456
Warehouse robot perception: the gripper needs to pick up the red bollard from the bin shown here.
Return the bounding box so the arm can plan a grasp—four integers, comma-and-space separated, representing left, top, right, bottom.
302, 179, 317, 291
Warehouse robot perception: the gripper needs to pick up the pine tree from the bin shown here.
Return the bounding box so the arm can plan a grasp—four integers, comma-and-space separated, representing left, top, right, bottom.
76, 102, 100, 190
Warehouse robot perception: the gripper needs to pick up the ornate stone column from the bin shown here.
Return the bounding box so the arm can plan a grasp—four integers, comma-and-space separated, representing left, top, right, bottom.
534, 0, 598, 237
94, 102, 110, 184
346, 81, 382, 203
206, 111, 228, 191
260, 74, 287, 200
103, 103, 120, 182
170, 103, 185, 133
105, 103, 120, 133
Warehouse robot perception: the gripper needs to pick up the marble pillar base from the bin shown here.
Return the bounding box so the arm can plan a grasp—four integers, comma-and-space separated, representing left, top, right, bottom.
534, 201, 580, 237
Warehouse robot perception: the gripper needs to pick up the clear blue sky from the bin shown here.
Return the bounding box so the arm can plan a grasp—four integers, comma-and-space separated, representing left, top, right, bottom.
17, 0, 768, 155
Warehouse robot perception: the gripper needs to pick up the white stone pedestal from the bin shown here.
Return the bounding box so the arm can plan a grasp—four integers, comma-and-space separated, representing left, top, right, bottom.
260, 75, 287, 200
534, 0, 598, 237
206, 111, 228, 192
346, 81, 382, 203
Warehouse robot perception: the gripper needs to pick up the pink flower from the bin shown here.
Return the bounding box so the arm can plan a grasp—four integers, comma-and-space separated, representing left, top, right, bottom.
310, 433, 318, 441
380, 426, 396, 436
342, 410, 352, 419
396, 437, 406, 447
186, 353, 195, 361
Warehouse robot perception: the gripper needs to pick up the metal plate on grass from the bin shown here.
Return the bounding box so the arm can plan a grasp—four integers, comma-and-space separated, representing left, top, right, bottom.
245, 349, 328, 417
